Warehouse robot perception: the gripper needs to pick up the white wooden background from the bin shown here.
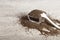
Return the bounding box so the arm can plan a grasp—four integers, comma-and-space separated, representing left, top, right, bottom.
0, 0, 60, 40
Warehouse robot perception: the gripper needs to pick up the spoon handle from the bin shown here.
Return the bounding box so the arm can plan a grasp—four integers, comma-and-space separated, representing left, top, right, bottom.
41, 13, 60, 29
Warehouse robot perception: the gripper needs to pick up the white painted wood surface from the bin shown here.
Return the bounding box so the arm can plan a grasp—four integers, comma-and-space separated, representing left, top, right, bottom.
0, 0, 60, 40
